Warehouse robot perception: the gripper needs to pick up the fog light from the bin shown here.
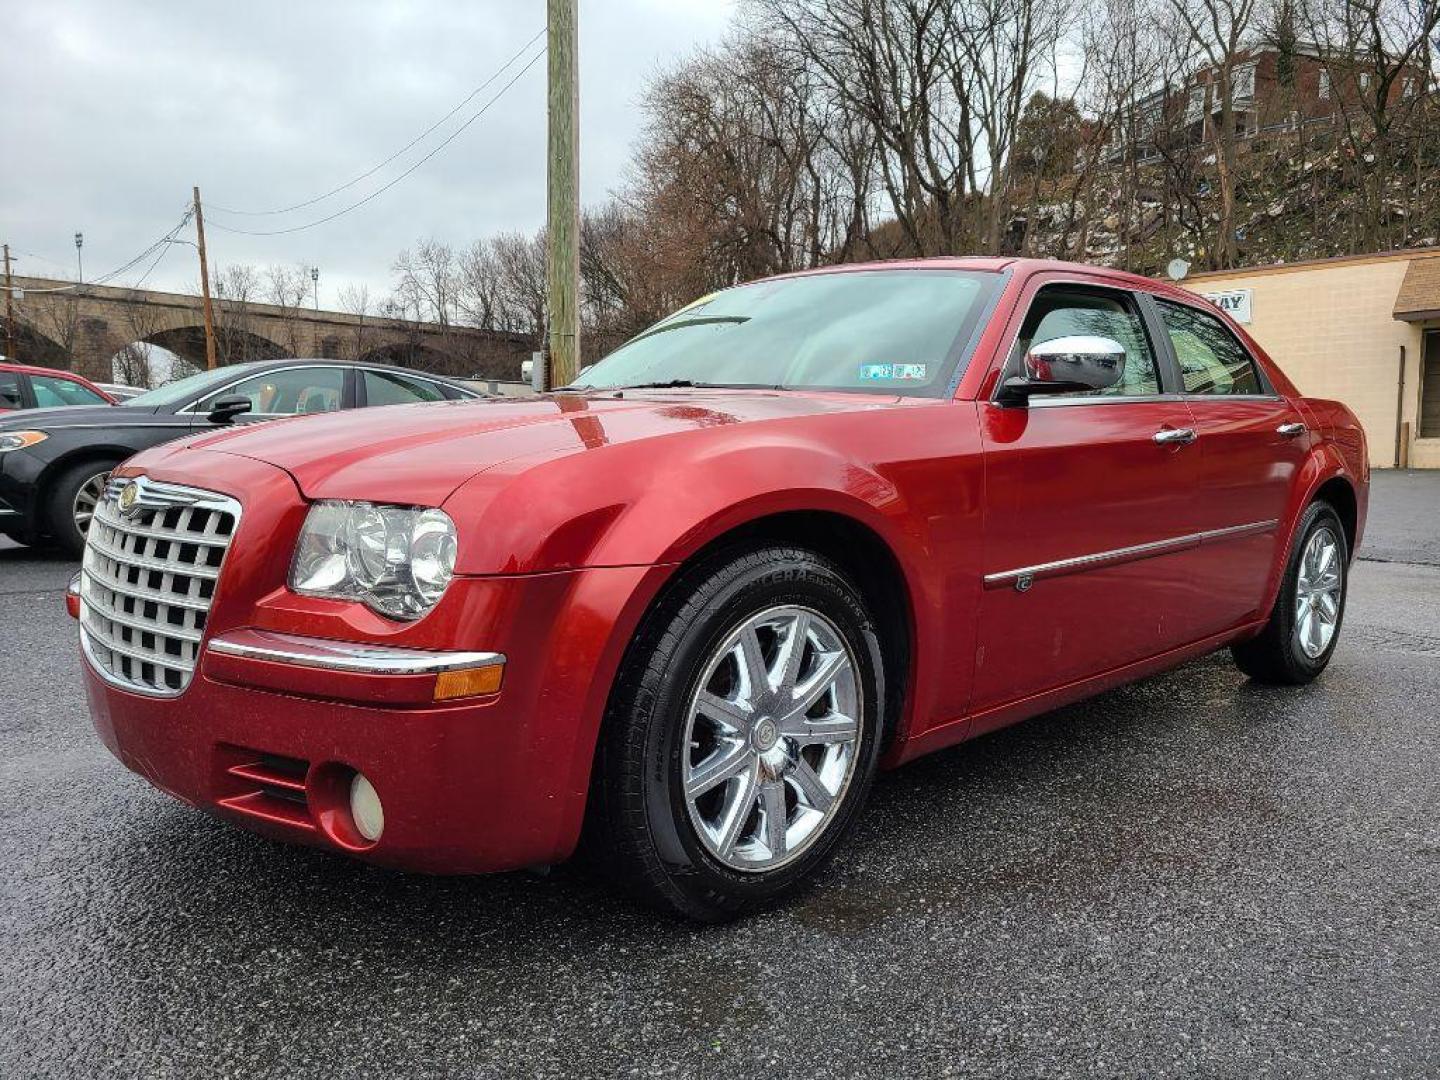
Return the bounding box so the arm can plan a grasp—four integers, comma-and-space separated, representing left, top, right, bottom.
349, 772, 385, 842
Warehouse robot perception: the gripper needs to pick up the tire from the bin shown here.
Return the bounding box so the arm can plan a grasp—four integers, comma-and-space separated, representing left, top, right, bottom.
1231, 501, 1348, 685
46, 460, 117, 558
585, 544, 886, 922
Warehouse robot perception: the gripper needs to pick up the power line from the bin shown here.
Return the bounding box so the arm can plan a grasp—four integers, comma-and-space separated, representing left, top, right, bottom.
3, 209, 195, 294
208, 27, 545, 218
130, 231, 177, 290
208, 44, 545, 238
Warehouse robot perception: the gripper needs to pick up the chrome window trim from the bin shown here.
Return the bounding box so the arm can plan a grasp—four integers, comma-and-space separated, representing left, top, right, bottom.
1022, 392, 1286, 408
1026, 393, 1185, 409
207, 629, 504, 675
1179, 393, 1284, 402
984, 519, 1279, 590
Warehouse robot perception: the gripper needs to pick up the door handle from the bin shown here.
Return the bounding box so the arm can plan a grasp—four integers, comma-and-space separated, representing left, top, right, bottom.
1277, 422, 1307, 438
1153, 427, 1197, 445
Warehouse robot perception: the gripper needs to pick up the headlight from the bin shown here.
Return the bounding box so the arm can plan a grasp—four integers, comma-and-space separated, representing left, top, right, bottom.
290, 500, 458, 620
0, 431, 48, 453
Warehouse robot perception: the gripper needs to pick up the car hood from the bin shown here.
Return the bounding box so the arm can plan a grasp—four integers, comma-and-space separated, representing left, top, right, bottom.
181, 391, 901, 505
0, 403, 140, 429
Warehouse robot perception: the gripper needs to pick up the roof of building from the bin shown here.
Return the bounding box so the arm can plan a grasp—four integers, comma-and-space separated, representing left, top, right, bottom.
1182, 246, 1440, 283
1394, 257, 1440, 322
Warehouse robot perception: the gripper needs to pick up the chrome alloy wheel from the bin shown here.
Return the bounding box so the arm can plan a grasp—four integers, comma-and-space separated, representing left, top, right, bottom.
681, 605, 862, 873
72, 471, 111, 536
1295, 526, 1342, 659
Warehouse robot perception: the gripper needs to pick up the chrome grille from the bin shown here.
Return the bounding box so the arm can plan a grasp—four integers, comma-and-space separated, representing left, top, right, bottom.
80, 475, 241, 696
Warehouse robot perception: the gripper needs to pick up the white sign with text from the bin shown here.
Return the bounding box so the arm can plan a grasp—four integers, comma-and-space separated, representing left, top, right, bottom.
1202, 288, 1252, 324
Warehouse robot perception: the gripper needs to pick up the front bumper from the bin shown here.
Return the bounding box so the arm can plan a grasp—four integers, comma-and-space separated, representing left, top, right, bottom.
83, 633, 537, 873
79, 449, 665, 874
0, 448, 42, 536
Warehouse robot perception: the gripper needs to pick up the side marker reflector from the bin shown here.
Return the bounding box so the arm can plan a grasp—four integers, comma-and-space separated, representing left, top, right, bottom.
434, 662, 505, 701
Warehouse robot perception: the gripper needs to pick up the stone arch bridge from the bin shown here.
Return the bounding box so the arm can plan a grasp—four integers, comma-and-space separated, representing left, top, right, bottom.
5, 275, 532, 383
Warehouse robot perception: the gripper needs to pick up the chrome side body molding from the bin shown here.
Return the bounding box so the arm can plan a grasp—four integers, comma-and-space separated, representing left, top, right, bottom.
985, 520, 1279, 592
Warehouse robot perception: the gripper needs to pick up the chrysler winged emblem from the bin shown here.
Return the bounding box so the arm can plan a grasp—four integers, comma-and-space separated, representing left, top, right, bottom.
118, 481, 141, 516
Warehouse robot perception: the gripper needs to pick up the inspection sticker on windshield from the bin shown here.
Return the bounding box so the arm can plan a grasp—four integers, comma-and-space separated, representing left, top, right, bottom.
860, 363, 928, 381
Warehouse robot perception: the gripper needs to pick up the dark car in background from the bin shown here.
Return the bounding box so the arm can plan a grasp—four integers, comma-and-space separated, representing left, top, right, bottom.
0, 363, 118, 411
0, 358, 483, 555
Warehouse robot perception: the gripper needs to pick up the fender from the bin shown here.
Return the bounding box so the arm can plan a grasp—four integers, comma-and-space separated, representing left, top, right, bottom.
1256, 441, 1362, 623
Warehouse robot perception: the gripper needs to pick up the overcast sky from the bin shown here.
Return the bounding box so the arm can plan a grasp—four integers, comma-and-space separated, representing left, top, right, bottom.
3, 0, 735, 310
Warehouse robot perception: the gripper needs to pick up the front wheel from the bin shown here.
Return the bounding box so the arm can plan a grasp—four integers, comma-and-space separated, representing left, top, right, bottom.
1231, 501, 1348, 685
48, 461, 116, 558
586, 545, 885, 921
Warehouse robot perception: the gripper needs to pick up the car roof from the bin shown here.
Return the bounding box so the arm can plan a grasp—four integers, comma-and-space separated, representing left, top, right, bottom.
771, 256, 1185, 295
204, 358, 474, 384
0, 361, 106, 380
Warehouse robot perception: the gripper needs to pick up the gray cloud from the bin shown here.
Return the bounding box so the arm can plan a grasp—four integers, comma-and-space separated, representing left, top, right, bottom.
3, 0, 733, 307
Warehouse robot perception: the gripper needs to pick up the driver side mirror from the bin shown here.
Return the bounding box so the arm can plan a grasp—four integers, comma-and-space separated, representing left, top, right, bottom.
999, 335, 1128, 405
207, 395, 253, 425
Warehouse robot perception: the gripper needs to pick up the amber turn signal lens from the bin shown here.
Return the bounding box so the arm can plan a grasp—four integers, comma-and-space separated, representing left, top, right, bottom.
433, 663, 505, 701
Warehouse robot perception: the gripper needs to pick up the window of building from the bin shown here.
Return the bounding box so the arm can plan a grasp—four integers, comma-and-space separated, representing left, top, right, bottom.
1359, 71, 1371, 90
1402, 77, 1417, 98
1186, 87, 1205, 124
1421, 331, 1440, 439
1318, 70, 1331, 99
1232, 62, 1256, 101
1156, 299, 1266, 396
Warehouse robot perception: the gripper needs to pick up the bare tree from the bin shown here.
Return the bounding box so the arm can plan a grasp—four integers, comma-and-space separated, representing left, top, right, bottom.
265, 265, 311, 356
1300, 0, 1439, 249
337, 283, 372, 360
393, 239, 459, 328
1163, 0, 1259, 268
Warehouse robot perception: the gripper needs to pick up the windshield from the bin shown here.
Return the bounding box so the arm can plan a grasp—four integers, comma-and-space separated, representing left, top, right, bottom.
121, 363, 263, 408
574, 269, 995, 397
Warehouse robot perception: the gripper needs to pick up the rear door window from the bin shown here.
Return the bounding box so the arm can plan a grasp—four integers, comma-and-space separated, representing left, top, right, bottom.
362, 370, 449, 406
1156, 300, 1266, 396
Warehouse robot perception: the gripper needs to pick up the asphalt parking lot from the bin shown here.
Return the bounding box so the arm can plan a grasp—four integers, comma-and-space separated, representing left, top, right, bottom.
2, 473, 1437, 1078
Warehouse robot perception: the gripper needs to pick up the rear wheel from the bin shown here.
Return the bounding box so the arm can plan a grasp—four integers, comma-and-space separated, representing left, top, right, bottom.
1231, 501, 1347, 685
586, 545, 885, 921
47, 461, 116, 558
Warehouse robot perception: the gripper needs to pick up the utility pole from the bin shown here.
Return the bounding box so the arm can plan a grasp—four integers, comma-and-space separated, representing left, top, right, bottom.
193, 186, 219, 370
545, 0, 580, 390
3, 245, 16, 362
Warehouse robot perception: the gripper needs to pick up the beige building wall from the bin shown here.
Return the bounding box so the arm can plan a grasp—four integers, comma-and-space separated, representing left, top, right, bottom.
1183, 252, 1440, 469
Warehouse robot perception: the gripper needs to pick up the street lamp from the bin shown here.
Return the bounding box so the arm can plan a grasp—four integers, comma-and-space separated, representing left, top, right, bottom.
310, 266, 319, 311
74, 231, 84, 285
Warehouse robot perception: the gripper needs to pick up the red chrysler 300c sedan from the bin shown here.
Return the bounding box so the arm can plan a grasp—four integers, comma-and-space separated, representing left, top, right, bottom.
72, 258, 1367, 920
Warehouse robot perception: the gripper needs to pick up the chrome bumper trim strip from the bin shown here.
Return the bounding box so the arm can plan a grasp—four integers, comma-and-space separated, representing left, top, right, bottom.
984, 519, 1279, 590
207, 629, 504, 675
